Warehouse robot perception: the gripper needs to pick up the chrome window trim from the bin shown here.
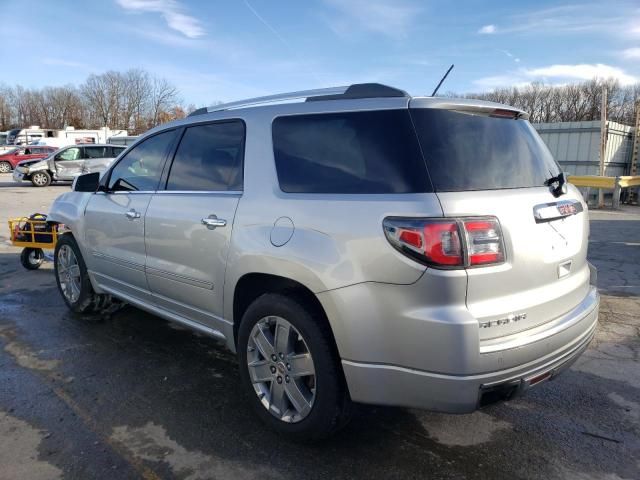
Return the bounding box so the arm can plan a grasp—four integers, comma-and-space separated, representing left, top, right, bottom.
155, 190, 243, 195
95, 190, 243, 195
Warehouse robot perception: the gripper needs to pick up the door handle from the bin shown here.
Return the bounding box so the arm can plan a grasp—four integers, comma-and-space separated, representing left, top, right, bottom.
201, 215, 227, 230
125, 209, 141, 220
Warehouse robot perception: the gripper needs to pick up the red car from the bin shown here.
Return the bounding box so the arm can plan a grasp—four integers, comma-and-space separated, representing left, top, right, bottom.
0, 146, 57, 173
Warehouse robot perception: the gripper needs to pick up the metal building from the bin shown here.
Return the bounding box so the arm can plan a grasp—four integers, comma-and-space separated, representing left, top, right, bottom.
534, 120, 635, 177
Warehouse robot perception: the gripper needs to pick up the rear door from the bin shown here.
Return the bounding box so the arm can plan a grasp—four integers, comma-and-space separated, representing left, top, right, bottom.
144, 120, 245, 330
410, 104, 590, 339
83, 146, 114, 174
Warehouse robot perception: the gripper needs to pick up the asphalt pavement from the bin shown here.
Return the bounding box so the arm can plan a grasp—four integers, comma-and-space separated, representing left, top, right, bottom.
0, 173, 638, 480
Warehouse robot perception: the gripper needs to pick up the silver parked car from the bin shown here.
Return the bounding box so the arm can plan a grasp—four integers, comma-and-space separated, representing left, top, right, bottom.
13, 144, 126, 187
48, 84, 599, 440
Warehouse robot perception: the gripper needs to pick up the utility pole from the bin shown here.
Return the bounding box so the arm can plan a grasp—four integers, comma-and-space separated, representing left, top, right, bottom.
630, 101, 640, 204
598, 87, 608, 208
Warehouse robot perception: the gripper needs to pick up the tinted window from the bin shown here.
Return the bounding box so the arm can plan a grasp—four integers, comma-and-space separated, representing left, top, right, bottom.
111, 147, 126, 157
272, 110, 430, 193
108, 130, 177, 191
411, 109, 561, 191
166, 121, 244, 191
85, 146, 108, 158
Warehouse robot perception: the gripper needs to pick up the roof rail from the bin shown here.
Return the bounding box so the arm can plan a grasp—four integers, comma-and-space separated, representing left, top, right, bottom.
189, 83, 408, 116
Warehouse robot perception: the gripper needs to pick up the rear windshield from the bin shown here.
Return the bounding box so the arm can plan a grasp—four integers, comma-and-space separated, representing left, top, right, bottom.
272, 110, 431, 194
410, 109, 560, 192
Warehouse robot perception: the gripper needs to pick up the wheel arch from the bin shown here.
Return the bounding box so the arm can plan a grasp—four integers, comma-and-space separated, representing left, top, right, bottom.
230, 272, 340, 358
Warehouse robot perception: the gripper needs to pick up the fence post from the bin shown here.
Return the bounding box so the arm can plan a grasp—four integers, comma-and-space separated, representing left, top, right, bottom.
612, 176, 621, 209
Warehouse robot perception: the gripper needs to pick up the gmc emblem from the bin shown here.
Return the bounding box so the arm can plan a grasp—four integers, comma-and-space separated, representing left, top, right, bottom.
557, 204, 577, 216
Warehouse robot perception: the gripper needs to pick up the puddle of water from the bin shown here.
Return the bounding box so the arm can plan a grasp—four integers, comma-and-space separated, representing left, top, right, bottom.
0, 411, 62, 480
112, 422, 275, 480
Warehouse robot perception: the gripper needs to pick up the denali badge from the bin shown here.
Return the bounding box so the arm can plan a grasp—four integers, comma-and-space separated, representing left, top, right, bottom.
479, 313, 527, 329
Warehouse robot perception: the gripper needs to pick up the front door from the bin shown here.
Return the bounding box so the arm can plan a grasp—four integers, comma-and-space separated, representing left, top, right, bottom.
83, 129, 178, 302
144, 120, 245, 330
54, 146, 84, 180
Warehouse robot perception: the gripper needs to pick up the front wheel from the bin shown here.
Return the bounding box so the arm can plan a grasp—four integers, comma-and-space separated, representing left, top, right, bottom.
238, 293, 351, 441
54, 234, 113, 314
20, 248, 44, 270
0, 161, 11, 173
31, 171, 51, 187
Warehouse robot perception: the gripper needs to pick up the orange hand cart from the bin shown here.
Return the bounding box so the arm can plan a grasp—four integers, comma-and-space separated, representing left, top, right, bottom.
8, 214, 59, 270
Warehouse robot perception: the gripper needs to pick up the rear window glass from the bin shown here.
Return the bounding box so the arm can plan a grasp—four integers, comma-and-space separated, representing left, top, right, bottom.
272, 110, 431, 194
166, 121, 245, 191
410, 109, 560, 192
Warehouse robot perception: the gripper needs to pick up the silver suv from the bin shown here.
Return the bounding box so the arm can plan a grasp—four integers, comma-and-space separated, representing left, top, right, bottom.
13, 144, 126, 187
49, 84, 599, 440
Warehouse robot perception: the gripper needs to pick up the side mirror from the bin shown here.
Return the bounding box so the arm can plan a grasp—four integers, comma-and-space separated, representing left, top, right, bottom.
73, 172, 100, 192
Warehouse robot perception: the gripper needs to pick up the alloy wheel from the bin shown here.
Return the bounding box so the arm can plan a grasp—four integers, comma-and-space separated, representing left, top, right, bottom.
0, 162, 10, 173
57, 245, 81, 303
32, 172, 48, 186
247, 316, 316, 423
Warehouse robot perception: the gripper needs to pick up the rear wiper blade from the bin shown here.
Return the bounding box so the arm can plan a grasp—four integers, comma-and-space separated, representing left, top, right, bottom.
544, 172, 568, 198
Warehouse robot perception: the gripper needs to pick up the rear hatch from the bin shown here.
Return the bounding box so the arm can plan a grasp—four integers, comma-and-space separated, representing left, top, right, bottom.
409, 101, 591, 340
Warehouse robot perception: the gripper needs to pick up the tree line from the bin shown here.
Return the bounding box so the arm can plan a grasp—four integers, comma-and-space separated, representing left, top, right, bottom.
456, 78, 640, 125
2, 72, 639, 135
0, 69, 190, 135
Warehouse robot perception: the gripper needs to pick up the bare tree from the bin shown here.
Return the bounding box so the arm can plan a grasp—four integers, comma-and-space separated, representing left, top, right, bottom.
149, 77, 179, 128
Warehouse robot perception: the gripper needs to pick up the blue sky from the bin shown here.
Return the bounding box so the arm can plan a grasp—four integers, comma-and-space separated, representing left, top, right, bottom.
2, 0, 640, 107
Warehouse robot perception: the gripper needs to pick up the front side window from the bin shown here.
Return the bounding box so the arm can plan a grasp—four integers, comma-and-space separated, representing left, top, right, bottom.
56, 147, 81, 161
108, 130, 177, 191
166, 121, 245, 191
272, 110, 431, 194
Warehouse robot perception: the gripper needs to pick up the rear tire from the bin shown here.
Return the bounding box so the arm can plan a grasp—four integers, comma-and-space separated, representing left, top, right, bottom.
31, 171, 51, 187
0, 161, 11, 173
54, 234, 114, 315
238, 293, 351, 441
20, 248, 44, 270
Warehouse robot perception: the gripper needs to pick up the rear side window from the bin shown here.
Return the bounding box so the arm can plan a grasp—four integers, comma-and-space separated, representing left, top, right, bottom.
85, 146, 107, 158
166, 121, 245, 191
411, 109, 561, 191
111, 147, 126, 157
272, 110, 431, 194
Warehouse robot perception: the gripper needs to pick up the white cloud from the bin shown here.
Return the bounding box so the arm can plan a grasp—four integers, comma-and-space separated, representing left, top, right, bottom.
115, 0, 205, 38
622, 47, 640, 59
474, 63, 638, 90
323, 0, 420, 39
42, 58, 86, 68
524, 63, 637, 85
483, 5, 640, 40
478, 24, 496, 34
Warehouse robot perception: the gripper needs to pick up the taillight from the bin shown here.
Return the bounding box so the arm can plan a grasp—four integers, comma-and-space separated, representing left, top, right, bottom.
383, 217, 504, 269
464, 219, 504, 266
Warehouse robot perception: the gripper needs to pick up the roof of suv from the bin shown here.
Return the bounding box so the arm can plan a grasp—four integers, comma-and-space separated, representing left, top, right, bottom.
186, 82, 529, 120
140, 83, 529, 141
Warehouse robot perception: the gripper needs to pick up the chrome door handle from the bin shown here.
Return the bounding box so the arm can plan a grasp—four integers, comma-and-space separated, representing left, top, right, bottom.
125, 209, 141, 220
201, 215, 227, 229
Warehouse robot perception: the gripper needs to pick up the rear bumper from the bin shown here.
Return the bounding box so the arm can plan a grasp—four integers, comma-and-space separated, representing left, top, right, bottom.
319, 271, 599, 412
341, 303, 596, 412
